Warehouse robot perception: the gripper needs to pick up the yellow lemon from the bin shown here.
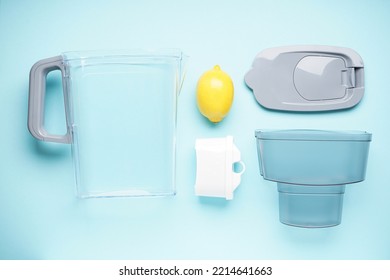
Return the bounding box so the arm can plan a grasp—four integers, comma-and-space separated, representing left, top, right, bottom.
196, 65, 234, 123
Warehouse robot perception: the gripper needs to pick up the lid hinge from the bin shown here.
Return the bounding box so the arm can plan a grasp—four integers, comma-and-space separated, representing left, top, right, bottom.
341, 68, 356, 88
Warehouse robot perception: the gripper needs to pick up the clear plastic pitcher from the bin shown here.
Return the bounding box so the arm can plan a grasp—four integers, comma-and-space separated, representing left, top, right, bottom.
28, 50, 187, 198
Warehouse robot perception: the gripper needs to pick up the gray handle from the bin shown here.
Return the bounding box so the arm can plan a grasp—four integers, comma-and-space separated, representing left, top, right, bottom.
28, 56, 71, 144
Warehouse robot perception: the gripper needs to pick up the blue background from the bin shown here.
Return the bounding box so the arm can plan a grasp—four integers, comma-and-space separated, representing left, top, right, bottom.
0, 0, 389, 259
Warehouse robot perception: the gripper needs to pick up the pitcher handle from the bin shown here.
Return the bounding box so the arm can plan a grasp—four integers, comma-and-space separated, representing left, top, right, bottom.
28, 56, 71, 144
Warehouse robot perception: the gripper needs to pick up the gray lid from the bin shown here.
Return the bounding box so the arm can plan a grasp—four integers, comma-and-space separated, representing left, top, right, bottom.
255, 129, 372, 141
245, 45, 364, 112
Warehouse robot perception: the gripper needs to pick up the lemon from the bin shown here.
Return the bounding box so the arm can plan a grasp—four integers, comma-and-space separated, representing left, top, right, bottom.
196, 65, 234, 123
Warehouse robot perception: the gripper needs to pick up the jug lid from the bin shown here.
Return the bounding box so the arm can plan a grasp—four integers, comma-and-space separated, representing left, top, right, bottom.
245, 45, 364, 112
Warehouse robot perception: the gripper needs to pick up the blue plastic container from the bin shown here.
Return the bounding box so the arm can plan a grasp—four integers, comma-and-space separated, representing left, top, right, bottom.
255, 129, 372, 228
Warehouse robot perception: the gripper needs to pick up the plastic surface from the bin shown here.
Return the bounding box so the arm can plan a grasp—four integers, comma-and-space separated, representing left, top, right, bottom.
195, 136, 245, 200
28, 50, 188, 198
245, 45, 364, 111
255, 129, 371, 185
256, 129, 372, 142
255, 129, 372, 227
278, 183, 346, 228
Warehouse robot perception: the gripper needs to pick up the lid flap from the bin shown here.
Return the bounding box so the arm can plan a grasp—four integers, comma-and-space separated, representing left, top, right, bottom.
294, 56, 349, 101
